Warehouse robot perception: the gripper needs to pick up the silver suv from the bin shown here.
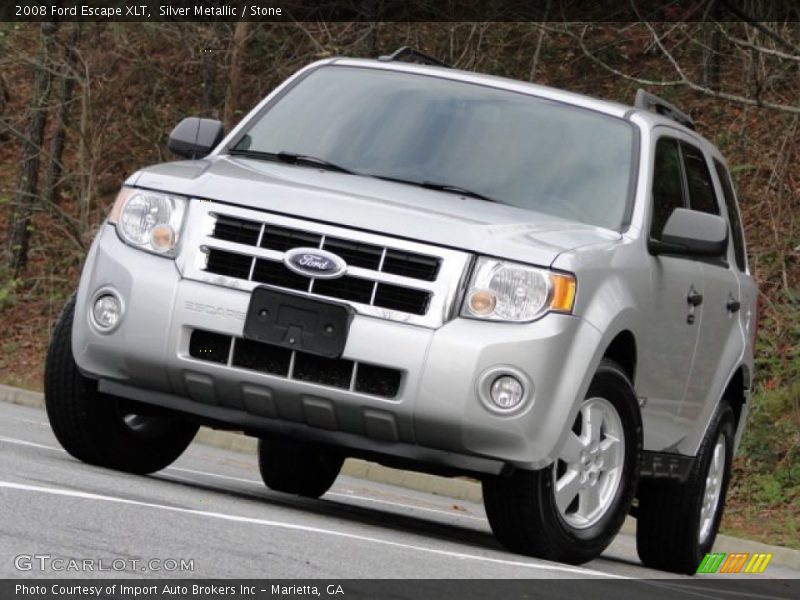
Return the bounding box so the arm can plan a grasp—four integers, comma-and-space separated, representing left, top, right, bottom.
45, 48, 757, 574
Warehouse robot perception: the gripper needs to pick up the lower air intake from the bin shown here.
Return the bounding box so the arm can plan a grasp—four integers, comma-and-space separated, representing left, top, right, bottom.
188, 329, 402, 399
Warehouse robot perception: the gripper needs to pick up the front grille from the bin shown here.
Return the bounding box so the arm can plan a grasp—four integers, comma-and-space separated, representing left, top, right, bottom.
189, 329, 402, 399
374, 283, 431, 314
313, 276, 374, 305
182, 202, 471, 329
323, 237, 383, 269
252, 258, 308, 291
202, 214, 437, 316
240, 219, 442, 280
383, 249, 440, 281
213, 215, 261, 246
260, 225, 322, 252
206, 249, 251, 280
204, 251, 433, 316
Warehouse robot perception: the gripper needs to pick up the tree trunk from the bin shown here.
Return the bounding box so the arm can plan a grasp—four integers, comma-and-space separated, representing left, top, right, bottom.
5, 21, 59, 278
44, 23, 81, 208
700, 11, 722, 90
0, 21, 12, 122
200, 25, 219, 117
223, 21, 249, 131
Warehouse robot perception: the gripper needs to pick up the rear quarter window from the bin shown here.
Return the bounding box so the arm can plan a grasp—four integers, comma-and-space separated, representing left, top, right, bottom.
713, 159, 748, 271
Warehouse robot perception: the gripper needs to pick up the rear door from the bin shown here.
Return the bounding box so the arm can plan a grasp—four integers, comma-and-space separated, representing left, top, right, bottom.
711, 159, 758, 450
677, 143, 744, 431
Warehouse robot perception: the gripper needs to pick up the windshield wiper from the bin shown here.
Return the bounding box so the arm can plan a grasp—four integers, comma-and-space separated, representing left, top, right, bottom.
229, 152, 497, 202
420, 181, 498, 203
374, 175, 499, 203
276, 152, 357, 174
229, 149, 357, 175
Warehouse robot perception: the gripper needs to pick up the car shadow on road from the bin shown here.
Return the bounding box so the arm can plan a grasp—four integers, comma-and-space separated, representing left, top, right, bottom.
152, 471, 655, 574
153, 471, 506, 555
9, 438, 649, 573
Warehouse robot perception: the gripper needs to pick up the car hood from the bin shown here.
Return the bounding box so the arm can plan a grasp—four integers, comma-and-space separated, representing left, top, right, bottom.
132, 156, 620, 267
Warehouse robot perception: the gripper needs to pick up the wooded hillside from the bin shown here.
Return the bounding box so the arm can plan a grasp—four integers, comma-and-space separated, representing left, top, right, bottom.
0, 20, 797, 546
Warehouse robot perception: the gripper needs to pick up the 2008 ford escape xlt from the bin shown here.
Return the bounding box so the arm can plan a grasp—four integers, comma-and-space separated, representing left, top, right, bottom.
44, 48, 757, 574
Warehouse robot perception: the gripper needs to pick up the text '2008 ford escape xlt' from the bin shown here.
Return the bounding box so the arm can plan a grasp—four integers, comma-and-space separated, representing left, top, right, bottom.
45, 47, 757, 574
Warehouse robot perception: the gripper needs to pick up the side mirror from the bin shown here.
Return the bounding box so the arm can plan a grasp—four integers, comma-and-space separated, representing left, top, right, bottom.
168, 117, 224, 159
650, 208, 728, 258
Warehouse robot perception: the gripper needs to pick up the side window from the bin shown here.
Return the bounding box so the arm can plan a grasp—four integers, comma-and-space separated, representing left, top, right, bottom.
714, 159, 747, 271
651, 138, 685, 239
681, 142, 719, 215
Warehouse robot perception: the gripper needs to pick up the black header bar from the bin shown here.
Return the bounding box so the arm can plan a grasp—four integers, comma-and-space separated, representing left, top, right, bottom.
3, 0, 799, 23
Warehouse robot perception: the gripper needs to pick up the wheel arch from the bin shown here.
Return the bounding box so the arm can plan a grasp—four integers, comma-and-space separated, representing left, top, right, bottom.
721, 364, 751, 452
679, 362, 753, 458
602, 329, 637, 385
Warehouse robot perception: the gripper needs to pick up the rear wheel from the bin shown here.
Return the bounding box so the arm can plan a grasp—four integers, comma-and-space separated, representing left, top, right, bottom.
636, 402, 735, 574
483, 359, 642, 564
258, 438, 343, 498
44, 295, 198, 474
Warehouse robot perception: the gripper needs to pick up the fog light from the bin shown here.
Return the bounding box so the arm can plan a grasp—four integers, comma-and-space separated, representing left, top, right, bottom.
92, 294, 121, 330
490, 375, 524, 410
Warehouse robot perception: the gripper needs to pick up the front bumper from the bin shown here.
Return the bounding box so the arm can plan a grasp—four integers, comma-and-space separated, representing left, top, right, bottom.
73, 225, 604, 472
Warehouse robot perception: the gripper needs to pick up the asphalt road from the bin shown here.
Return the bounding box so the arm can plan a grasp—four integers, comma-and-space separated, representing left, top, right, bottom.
0, 401, 797, 591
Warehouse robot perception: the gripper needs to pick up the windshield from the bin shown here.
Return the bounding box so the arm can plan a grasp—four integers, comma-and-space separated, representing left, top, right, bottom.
233, 66, 635, 230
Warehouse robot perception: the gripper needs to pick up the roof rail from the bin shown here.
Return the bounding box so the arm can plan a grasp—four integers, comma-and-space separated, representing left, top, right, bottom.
634, 89, 695, 131
378, 46, 450, 68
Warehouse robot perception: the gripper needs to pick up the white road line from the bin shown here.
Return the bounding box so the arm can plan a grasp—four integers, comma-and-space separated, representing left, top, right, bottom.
169, 466, 485, 522
0, 435, 486, 523
0, 479, 625, 579
10, 417, 48, 426
169, 466, 255, 485
0, 435, 59, 451
328, 491, 487, 522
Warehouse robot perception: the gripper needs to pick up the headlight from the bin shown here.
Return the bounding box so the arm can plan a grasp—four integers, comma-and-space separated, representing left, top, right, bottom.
461, 257, 576, 322
108, 188, 187, 256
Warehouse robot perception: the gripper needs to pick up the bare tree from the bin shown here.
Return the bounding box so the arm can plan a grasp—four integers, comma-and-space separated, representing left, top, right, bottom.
223, 21, 250, 131
542, 16, 799, 115
4, 21, 59, 277
700, 2, 723, 89
0, 22, 12, 125
44, 23, 82, 208
200, 25, 223, 116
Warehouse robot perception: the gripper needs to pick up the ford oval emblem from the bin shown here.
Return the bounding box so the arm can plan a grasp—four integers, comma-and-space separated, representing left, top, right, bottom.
283, 247, 347, 279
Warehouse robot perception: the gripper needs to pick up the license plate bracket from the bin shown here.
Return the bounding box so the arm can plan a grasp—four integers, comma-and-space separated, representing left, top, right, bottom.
243, 287, 353, 358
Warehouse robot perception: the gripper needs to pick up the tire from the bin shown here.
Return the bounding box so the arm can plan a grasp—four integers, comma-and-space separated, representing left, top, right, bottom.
483, 359, 642, 564
258, 437, 343, 498
636, 401, 735, 574
44, 295, 198, 474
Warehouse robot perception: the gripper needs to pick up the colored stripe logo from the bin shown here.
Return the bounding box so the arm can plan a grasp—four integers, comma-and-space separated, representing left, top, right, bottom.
696, 552, 772, 574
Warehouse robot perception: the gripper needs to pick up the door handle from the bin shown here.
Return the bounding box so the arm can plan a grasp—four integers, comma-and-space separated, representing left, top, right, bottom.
687, 287, 703, 307
727, 295, 741, 313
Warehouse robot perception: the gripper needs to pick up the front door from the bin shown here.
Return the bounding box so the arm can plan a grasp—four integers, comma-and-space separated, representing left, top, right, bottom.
637, 134, 704, 451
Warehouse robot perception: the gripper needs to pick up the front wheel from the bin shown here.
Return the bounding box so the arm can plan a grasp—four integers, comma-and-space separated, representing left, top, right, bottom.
44, 295, 198, 474
483, 359, 642, 564
258, 438, 344, 498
